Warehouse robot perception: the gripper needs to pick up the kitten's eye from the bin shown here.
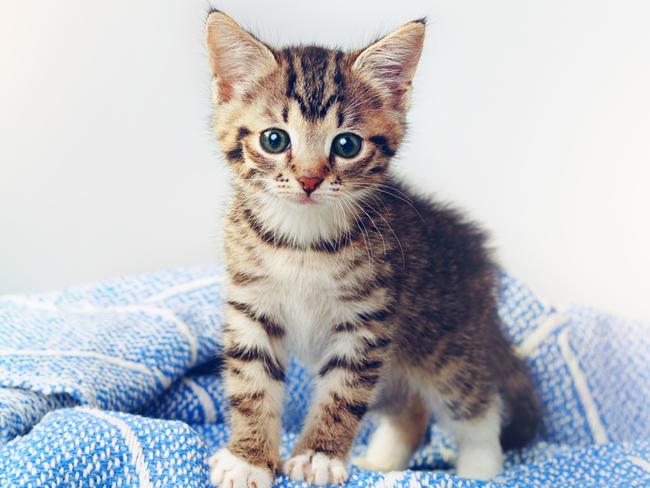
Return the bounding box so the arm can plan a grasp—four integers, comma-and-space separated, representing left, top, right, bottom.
331, 133, 362, 159
260, 128, 290, 154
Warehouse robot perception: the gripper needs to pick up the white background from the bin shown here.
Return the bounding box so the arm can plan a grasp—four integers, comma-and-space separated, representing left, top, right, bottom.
1, 1, 649, 322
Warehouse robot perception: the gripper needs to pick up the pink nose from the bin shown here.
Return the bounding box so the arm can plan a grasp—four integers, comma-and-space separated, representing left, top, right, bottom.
298, 176, 324, 195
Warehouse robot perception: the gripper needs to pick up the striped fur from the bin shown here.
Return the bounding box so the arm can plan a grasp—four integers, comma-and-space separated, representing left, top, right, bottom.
205, 10, 540, 487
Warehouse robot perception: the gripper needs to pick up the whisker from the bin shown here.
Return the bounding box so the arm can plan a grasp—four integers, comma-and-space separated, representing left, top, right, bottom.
344, 182, 416, 204
339, 194, 373, 265
341, 193, 387, 258
352, 192, 406, 268
344, 184, 425, 222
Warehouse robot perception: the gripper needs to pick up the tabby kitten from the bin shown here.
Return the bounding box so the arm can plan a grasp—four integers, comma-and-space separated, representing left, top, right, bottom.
205, 10, 540, 487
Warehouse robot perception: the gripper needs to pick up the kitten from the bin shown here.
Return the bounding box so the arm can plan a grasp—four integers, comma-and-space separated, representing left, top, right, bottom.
205, 10, 540, 487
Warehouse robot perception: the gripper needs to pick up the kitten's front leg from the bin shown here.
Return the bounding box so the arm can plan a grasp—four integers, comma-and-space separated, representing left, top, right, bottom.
209, 301, 286, 488
284, 320, 391, 486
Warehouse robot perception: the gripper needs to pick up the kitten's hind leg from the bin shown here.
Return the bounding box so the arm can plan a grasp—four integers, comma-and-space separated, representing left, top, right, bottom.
353, 395, 429, 472
446, 396, 503, 480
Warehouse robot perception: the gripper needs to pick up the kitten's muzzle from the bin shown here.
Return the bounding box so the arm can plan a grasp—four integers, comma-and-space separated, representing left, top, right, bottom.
298, 176, 323, 196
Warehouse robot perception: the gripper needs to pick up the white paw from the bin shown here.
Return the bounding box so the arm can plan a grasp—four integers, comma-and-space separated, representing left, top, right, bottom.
351, 446, 412, 472
208, 448, 273, 488
351, 456, 392, 472
455, 444, 503, 480
283, 452, 348, 486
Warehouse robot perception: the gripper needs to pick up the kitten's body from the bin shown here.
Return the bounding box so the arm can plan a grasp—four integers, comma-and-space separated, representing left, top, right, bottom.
205, 11, 540, 487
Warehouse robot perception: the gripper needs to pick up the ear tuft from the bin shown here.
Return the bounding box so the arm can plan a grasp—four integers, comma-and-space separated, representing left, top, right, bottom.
205, 11, 277, 95
353, 20, 425, 105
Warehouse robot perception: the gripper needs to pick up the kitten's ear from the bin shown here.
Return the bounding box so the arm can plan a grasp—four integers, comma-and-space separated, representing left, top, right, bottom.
353, 19, 426, 108
205, 11, 277, 98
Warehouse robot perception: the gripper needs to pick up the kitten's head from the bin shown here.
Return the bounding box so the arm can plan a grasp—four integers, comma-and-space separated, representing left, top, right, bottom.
206, 11, 424, 207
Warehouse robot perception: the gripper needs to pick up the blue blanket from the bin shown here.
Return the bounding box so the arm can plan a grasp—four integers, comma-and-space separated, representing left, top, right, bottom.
1, 266, 648, 487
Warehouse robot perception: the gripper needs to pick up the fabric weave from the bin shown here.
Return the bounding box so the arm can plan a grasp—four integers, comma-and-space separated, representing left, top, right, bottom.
1, 267, 648, 487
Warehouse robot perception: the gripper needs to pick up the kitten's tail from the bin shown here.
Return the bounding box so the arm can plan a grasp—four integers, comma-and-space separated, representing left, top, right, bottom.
495, 340, 542, 450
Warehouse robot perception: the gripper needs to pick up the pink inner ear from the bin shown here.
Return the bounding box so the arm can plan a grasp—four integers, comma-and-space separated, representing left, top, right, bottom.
379, 44, 421, 88
211, 41, 256, 84
384, 58, 418, 89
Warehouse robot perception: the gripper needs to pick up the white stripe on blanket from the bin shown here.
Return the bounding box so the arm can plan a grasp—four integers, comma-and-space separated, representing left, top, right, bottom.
558, 329, 609, 444
183, 378, 217, 424
0, 348, 171, 388
79, 408, 153, 488
119, 305, 198, 365
517, 312, 565, 356
1, 297, 198, 365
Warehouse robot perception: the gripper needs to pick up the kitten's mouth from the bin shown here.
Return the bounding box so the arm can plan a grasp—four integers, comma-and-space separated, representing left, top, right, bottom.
297, 195, 317, 205
276, 192, 324, 205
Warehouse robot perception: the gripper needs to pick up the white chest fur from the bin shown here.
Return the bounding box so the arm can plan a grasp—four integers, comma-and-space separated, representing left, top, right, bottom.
227, 196, 365, 368
251, 248, 346, 368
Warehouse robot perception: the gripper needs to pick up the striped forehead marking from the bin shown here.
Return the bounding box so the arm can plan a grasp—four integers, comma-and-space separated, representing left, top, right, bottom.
285, 47, 345, 121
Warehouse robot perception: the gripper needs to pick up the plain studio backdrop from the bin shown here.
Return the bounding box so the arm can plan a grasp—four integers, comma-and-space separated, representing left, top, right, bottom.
1, 1, 649, 322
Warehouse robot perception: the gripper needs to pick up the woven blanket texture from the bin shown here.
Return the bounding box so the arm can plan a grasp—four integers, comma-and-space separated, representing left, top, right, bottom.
1, 266, 648, 487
